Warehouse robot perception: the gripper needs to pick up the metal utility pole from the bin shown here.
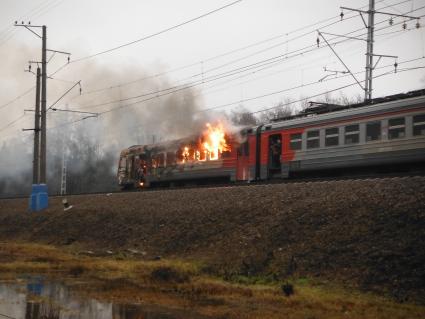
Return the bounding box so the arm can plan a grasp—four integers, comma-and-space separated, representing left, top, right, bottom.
339, 0, 420, 101
16, 22, 71, 211
32, 67, 41, 184
364, 0, 375, 101
14, 22, 49, 184
60, 146, 67, 195
16, 22, 78, 210
40, 25, 47, 183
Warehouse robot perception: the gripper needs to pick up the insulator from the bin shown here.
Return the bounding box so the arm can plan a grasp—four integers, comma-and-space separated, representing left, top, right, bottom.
402, 22, 407, 30
21, 21, 24, 24
316, 37, 320, 47
14, 21, 17, 25
416, 20, 420, 29
28, 64, 31, 71
394, 61, 398, 73
67, 56, 70, 63
28, 21, 31, 25
340, 11, 344, 20
389, 17, 393, 25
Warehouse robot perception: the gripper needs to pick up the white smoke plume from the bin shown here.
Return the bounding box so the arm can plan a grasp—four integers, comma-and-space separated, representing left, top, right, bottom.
0, 40, 229, 196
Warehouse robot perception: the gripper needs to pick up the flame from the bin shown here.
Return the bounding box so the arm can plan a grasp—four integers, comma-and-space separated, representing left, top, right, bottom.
202, 122, 230, 160
179, 122, 230, 163
183, 146, 190, 161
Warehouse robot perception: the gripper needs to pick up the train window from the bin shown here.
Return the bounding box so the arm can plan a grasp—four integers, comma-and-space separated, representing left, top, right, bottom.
388, 117, 405, 139
157, 153, 165, 167
221, 151, 231, 158
345, 124, 359, 144
325, 127, 339, 147
290, 133, 302, 150
307, 130, 320, 149
166, 152, 176, 166
366, 121, 381, 141
241, 140, 249, 156
151, 157, 157, 168
119, 157, 126, 168
413, 114, 425, 136
176, 149, 183, 162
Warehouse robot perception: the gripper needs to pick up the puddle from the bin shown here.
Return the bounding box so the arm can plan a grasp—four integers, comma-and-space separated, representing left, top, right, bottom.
0, 278, 209, 319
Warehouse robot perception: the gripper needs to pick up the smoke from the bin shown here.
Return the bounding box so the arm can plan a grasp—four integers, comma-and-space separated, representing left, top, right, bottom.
59, 60, 223, 148
0, 40, 228, 196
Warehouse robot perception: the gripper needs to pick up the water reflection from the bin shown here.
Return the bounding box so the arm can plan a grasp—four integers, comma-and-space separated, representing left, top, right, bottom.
0, 279, 207, 319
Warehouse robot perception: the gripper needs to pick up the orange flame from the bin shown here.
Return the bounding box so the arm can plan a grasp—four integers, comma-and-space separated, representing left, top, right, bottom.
202, 122, 230, 160
179, 122, 230, 163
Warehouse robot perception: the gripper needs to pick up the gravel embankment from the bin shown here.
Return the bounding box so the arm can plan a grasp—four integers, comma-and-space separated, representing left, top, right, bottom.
0, 177, 424, 302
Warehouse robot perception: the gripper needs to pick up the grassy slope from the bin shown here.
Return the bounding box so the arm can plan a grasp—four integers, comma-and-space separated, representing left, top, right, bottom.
0, 242, 424, 319
0, 177, 424, 305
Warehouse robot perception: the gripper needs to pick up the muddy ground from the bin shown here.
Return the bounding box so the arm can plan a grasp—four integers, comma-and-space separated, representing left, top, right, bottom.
0, 177, 424, 303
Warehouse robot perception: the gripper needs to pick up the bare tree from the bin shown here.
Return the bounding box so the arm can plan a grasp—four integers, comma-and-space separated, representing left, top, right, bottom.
230, 105, 258, 126
258, 98, 294, 123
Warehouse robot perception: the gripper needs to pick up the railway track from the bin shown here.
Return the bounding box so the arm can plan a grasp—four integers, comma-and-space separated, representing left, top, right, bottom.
1, 171, 424, 200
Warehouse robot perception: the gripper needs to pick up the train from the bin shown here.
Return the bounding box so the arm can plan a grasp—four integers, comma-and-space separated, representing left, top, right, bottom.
117, 89, 425, 189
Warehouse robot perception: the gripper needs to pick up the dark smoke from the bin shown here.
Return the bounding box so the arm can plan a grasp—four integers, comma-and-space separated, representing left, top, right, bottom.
0, 41, 227, 197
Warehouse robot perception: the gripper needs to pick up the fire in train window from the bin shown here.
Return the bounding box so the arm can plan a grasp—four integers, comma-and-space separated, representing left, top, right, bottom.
366, 121, 381, 141
325, 127, 339, 147
178, 146, 193, 162
306, 130, 320, 149
290, 133, 302, 150
388, 117, 405, 139
157, 153, 165, 167
344, 124, 359, 144
413, 114, 425, 136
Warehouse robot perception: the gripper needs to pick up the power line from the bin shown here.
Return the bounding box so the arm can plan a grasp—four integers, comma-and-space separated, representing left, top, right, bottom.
47, 80, 81, 111
72, 1, 424, 109
0, 86, 35, 110
5, 32, 411, 140
0, 0, 65, 48
96, 56, 423, 117
198, 57, 425, 114
249, 66, 425, 116
70, 0, 401, 98
198, 27, 425, 100
46, 63, 425, 136
3, 2, 421, 138
72, 14, 347, 97
3, 60, 421, 141
70, 0, 244, 64
47, 1, 245, 78
0, 312, 17, 319
74, 13, 423, 112
0, 113, 26, 133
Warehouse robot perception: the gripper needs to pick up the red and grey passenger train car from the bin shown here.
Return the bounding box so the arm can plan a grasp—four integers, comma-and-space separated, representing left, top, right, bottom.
117, 89, 425, 188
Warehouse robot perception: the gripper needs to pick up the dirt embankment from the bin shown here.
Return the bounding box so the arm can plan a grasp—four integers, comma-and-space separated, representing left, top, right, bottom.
0, 177, 424, 302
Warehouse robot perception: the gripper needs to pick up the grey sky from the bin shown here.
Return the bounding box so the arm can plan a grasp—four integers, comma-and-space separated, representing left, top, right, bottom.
0, 0, 424, 143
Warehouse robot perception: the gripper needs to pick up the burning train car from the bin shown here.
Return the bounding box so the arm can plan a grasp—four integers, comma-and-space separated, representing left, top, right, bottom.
118, 89, 425, 189
117, 122, 240, 188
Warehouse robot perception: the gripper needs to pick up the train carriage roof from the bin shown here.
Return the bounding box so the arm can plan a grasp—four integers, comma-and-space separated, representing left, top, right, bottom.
252, 88, 425, 132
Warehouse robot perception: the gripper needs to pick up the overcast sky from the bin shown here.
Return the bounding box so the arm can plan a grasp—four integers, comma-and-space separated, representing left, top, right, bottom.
0, 0, 424, 144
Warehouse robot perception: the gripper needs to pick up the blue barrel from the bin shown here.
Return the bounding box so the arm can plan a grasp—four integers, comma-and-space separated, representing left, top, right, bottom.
29, 184, 48, 212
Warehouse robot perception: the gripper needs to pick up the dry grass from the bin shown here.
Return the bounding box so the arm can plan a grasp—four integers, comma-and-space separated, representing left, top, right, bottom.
0, 242, 424, 319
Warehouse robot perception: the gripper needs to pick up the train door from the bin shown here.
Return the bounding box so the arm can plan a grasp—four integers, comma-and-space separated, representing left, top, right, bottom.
268, 134, 282, 177
127, 154, 135, 180
117, 155, 127, 185
236, 138, 250, 181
